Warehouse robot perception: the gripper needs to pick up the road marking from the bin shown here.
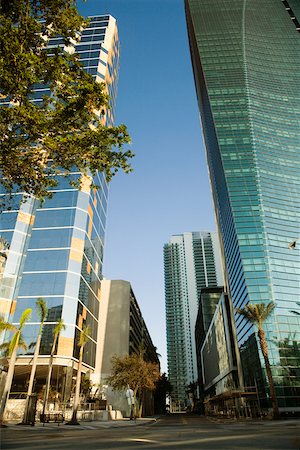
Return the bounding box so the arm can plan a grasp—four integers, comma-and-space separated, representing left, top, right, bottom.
129, 438, 159, 443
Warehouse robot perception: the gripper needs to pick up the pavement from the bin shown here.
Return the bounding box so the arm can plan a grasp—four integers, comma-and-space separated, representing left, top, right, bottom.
2, 415, 300, 432
205, 416, 300, 427
0, 416, 159, 433
1, 414, 300, 450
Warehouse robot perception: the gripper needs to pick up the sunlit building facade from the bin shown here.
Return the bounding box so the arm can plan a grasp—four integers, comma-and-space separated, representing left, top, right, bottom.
185, 0, 300, 411
164, 231, 223, 407
91, 280, 160, 416
0, 15, 120, 388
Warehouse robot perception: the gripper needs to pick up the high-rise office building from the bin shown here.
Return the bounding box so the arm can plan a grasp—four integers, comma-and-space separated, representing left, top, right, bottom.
185, 0, 300, 411
0, 15, 120, 389
164, 231, 223, 406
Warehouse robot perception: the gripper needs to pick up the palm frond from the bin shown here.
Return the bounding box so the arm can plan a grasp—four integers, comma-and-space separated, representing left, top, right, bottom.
0, 315, 16, 333
18, 336, 28, 352
79, 325, 90, 348
262, 302, 275, 320
19, 308, 32, 329
53, 319, 66, 337
8, 331, 20, 357
36, 297, 47, 323
236, 302, 275, 327
235, 307, 253, 323
0, 342, 10, 356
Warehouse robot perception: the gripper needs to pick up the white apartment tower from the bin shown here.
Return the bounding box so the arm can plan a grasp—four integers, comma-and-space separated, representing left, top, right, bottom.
164, 231, 223, 406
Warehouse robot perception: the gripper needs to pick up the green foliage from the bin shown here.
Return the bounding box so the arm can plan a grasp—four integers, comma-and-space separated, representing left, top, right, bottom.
81, 375, 93, 397
236, 302, 275, 329
155, 372, 172, 396
237, 302, 280, 419
1, 333, 28, 357
19, 308, 32, 328
186, 381, 197, 395
37, 385, 61, 402
36, 297, 47, 324
107, 351, 160, 394
0, 0, 133, 203
0, 308, 32, 357
78, 324, 90, 348
158, 373, 172, 392
53, 318, 66, 338
0, 316, 16, 334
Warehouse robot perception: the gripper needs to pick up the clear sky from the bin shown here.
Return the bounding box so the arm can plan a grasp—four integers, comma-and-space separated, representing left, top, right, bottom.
78, 0, 216, 373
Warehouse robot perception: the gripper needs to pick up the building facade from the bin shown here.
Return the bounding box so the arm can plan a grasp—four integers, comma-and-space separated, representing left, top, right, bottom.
195, 287, 224, 393
201, 294, 239, 397
0, 15, 120, 392
91, 279, 159, 416
164, 231, 223, 407
185, 0, 300, 411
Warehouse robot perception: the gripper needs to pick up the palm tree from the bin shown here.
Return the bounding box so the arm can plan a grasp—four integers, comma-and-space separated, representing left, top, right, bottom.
23, 298, 47, 424
41, 318, 65, 419
0, 308, 32, 425
236, 302, 280, 419
67, 325, 90, 425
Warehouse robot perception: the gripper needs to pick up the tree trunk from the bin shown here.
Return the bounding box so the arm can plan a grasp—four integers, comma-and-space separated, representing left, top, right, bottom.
0, 344, 18, 425
133, 386, 139, 418
258, 328, 280, 419
23, 332, 42, 423
27, 332, 42, 396
69, 347, 82, 425
138, 399, 143, 418
41, 334, 57, 418
138, 390, 143, 418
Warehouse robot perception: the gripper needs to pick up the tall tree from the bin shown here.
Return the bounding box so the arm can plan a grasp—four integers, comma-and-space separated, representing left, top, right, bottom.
186, 381, 198, 412
107, 351, 160, 418
154, 372, 173, 414
0, 308, 32, 425
67, 325, 90, 425
236, 302, 280, 419
0, 1, 133, 205
22, 298, 47, 424
41, 318, 65, 419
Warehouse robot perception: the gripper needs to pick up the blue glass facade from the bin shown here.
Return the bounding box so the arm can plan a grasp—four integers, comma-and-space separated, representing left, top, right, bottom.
186, 0, 300, 410
0, 16, 120, 371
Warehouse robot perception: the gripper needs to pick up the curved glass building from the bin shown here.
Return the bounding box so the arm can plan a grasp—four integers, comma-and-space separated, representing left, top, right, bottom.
185, 0, 300, 411
0, 15, 120, 392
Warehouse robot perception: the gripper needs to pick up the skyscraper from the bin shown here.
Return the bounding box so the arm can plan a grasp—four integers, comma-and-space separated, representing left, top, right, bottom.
164, 231, 223, 407
0, 15, 120, 388
185, 0, 300, 411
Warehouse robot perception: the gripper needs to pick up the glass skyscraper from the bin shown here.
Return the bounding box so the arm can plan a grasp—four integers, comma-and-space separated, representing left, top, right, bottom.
0, 15, 120, 385
185, 0, 300, 411
164, 231, 223, 407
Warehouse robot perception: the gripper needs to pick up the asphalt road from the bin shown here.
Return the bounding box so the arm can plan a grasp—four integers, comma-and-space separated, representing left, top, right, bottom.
1, 414, 300, 450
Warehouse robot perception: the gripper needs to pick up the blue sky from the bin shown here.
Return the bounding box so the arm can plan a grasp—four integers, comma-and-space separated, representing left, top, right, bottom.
78, 0, 216, 373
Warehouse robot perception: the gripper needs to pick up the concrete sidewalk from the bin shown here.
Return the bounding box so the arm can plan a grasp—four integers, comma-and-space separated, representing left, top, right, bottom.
1, 417, 158, 433
206, 416, 300, 427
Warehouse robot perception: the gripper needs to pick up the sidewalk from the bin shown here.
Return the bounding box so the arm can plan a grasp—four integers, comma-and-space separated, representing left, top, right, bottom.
0, 417, 158, 433
206, 416, 300, 427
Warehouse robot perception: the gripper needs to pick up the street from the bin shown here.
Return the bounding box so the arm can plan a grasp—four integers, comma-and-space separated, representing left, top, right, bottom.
1, 414, 300, 450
